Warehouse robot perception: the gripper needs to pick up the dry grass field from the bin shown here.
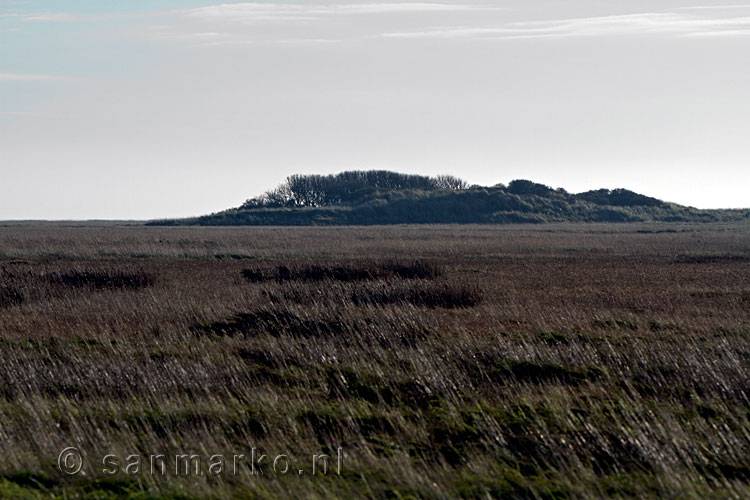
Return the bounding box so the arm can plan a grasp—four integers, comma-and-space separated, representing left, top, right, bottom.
0, 222, 749, 499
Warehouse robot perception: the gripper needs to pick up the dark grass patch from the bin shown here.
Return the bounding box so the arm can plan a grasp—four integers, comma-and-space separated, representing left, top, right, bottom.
236, 347, 280, 368
82, 478, 141, 495
0, 470, 58, 489
628, 366, 698, 400
425, 409, 485, 466
0, 259, 31, 265
121, 408, 266, 440
628, 377, 695, 401
711, 461, 750, 482
194, 309, 430, 347
324, 365, 442, 410
192, 310, 348, 338
326, 365, 383, 405
0, 474, 239, 500
214, 253, 254, 260
392, 380, 440, 410
537, 331, 570, 346
246, 365, 307, 388
506, 360, 604, 386
474, 356, 605, 387
297, 405, 395, 444
387, 261, 441, 280
0, 284, 24, 308
587, 434, 656, 476
263, 284, 478, 311
241, 260, 441, 283
672, 253, 750, 264
695, 403, 723, 420
350, 282, 481, 309
296, 407, 349, 444
592, 318, 638, 331
76, 478, 196, 500
239, 268, 266, 282
452, 470, 570, 500
47, 269, 154, 290
489, 404, 655, 477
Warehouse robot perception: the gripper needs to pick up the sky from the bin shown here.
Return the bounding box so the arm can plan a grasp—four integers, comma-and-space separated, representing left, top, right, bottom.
1, 0, 749, 219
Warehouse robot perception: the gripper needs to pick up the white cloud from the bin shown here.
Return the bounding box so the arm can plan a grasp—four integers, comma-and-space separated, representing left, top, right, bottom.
382, 26, 517, 39
513, 13, 750, 36
21, 12, 77, 22
184, 2, 494, 24
149, 29, 232, 42
682, 4, 750, 10
329, 3, 479, 13
146, 25, 341, 46
185, 4, 317, 23
684, 28, 750, 36
146, 2, 495, 47
382, 12, 750, 40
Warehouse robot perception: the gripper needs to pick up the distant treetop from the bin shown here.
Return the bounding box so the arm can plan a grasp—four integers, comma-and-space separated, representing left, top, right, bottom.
242, 171, 469, 209
239, 170, 670, 210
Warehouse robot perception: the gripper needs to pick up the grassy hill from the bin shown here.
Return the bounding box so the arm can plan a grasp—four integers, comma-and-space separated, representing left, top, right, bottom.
149, 171, 749, 226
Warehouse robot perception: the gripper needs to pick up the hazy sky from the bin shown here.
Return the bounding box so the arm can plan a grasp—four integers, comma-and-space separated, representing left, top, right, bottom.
1, 0, 749, 219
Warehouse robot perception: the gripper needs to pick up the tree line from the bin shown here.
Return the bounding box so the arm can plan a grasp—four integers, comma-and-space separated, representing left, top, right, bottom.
242, 171, 469, 209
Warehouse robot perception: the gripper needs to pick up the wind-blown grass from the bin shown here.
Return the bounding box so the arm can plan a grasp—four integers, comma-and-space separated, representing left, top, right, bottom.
0, 222, 748, 499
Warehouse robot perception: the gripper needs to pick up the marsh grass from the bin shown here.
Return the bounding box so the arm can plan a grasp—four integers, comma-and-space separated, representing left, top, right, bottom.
0, 223, 748, 499
0, 284, 25, 308
241, 260, 441, 283
46, 269, 154, 290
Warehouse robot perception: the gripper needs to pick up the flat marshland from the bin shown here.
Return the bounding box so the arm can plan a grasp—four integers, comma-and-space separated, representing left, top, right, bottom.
1, 223, 749, 499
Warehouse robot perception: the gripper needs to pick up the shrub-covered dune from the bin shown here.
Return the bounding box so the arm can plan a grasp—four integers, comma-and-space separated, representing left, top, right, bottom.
149, 171, 749, 226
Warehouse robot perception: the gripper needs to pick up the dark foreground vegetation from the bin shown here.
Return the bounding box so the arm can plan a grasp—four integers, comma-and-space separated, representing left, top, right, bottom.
0, 222, 749, 499
148, 171, 750, 226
